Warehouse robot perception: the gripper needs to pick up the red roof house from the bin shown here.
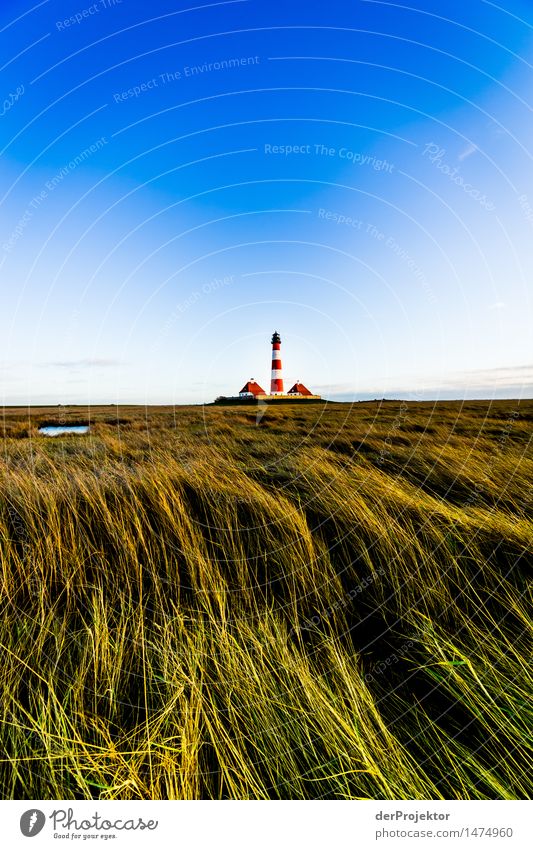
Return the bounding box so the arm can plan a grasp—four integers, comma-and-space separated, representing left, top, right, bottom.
288, 382, 313, 396
239, 379, 265, 397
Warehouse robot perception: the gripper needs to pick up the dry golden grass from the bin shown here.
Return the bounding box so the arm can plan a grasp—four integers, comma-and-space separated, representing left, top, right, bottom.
0, 399, 531, 799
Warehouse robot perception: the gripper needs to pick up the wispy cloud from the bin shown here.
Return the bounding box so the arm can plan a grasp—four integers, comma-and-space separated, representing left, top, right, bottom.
326, 364, 533, 401
47, 358, 120, 368
443, 363, 533, 389
313, 382, 354, 393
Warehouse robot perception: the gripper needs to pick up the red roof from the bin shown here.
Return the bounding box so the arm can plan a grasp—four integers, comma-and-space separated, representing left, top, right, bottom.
288, 382, 313, 396
239, 380, 265, 396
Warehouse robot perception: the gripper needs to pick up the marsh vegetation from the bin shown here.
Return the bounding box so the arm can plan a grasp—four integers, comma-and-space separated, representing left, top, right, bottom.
0, 400, 531, 799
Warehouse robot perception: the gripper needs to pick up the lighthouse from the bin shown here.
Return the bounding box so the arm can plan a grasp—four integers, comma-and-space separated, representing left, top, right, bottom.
216, 330, 322, 403
270, 331, 284, 394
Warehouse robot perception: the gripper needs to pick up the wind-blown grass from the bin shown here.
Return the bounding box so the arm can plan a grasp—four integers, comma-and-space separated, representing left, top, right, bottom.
0, 400, 531, 799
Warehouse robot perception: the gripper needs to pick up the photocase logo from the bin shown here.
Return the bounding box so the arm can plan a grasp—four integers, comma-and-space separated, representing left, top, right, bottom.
20, 810, 46, 837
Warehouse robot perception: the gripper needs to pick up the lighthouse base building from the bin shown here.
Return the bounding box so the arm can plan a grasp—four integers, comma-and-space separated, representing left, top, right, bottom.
214, 332, 322, 404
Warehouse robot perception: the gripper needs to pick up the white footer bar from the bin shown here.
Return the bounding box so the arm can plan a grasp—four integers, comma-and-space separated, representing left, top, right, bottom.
3, 799, 530, 849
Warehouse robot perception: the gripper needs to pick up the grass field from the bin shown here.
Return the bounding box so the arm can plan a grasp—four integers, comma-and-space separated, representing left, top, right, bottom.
0, 399, 532, 800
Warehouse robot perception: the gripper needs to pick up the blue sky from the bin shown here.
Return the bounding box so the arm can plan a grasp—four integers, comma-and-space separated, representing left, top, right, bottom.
1, 0, 533, 403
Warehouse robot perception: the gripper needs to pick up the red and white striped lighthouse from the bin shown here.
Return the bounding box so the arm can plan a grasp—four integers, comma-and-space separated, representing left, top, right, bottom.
270, 330, 284, 394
